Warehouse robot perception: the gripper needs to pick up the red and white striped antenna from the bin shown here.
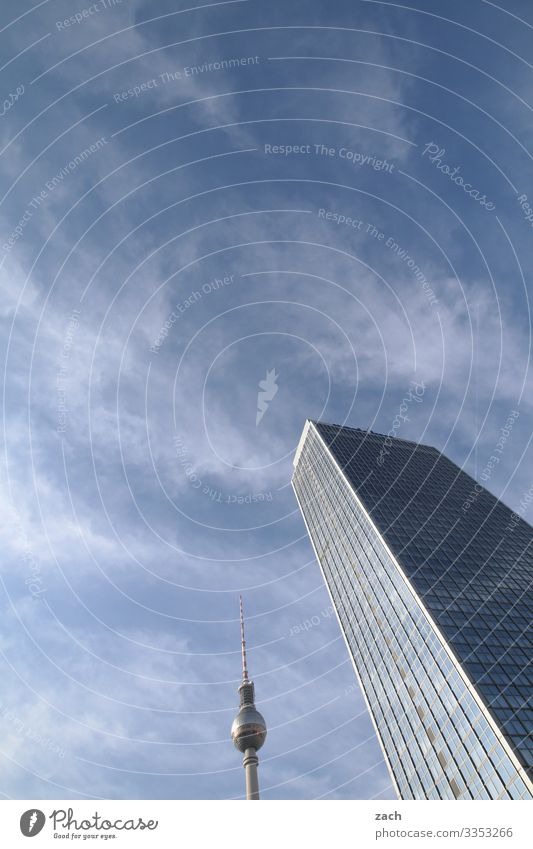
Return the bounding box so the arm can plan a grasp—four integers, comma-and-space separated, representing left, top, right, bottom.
239, 595, 250, 683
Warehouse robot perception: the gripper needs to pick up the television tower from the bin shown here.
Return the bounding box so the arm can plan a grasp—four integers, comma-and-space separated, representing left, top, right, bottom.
230, 596, 267, 800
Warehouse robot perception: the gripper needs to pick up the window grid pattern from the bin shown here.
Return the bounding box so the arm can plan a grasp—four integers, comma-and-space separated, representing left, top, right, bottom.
314, 422, 533, 780
292, 423, 532, 800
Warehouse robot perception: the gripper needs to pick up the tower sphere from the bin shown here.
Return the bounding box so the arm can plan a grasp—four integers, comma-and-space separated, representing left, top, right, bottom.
231, 705, 267, 753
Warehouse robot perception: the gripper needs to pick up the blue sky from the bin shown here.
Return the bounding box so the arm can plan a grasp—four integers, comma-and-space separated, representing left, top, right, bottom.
0, 0, 532, 799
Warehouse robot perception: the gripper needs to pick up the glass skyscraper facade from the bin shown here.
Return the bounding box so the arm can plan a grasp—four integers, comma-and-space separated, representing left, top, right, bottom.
292, 420, 533, 800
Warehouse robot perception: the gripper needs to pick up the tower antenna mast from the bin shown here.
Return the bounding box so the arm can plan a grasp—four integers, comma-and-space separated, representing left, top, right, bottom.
240, 595, 249, 683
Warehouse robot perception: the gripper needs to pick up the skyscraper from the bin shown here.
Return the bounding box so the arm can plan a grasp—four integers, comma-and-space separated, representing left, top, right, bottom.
292, 420, 533, 800
231, 596, 267, 799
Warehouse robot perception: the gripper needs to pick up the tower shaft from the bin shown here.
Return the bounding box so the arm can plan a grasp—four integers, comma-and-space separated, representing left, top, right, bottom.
243, 748, 260, 800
